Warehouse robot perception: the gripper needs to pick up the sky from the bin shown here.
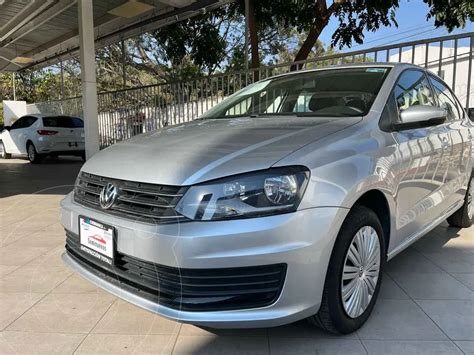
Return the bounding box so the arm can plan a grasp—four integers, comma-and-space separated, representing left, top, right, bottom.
318, 0, 474, 51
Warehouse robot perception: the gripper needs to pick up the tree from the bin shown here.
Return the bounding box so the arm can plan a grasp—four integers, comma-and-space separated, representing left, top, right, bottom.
232, 0, 474, 70
425, 0, 474, 31
152, 8, 230, 75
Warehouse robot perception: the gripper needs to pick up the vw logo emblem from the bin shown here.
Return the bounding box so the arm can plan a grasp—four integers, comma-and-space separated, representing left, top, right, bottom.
100, 183, 118, 209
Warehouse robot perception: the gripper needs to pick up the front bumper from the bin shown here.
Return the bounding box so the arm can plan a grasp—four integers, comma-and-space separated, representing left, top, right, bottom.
60, 192, 347, 328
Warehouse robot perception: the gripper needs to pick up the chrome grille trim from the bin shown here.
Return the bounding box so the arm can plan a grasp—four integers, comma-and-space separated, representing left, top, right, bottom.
75, 184, 101, 196
117, 194, 177, 208
73, 172, 188, 223
119, 186, 183, 198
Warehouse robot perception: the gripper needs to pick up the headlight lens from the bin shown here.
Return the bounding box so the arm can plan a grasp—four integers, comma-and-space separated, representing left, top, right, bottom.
175, 166, 310, 221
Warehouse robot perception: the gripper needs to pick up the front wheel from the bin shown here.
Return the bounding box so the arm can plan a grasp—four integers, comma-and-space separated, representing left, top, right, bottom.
447, 175, 473, 228
308, 205, 385, 334
27, 142, 42, 164
0, 141, 11, 159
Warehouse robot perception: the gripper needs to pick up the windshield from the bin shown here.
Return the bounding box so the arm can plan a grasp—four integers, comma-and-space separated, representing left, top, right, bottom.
202, 67, 390, 119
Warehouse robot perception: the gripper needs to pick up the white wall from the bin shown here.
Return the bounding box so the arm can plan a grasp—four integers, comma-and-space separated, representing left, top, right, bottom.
26, 103, 41, 115
2, 100, 27, 126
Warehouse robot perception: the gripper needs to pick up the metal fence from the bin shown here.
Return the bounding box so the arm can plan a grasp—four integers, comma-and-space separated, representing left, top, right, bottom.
33, 32, 474, 148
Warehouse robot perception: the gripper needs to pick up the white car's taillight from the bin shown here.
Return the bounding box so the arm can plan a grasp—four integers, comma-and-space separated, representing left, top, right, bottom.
37, 130, 58, 135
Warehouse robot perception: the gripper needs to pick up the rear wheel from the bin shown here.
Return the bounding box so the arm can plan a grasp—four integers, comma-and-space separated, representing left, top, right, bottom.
308, 205, 385, 334
447, 175, 473, 228
27, 142, 42, 164
0, 141, 11, 159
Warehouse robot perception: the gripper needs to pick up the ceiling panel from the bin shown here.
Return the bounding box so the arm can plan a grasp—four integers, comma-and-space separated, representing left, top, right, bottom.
0, 0, 225, 72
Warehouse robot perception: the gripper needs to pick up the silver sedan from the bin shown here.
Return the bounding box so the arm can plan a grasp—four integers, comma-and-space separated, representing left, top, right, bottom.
61, 63, 473, 334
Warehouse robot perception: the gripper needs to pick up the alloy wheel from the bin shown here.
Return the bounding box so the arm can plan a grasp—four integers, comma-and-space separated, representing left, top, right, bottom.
28, 144, 35, 161
341, 226, 381, 319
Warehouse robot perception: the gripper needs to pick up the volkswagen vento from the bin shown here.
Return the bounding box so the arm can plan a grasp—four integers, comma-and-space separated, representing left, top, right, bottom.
61, 63, 473, 334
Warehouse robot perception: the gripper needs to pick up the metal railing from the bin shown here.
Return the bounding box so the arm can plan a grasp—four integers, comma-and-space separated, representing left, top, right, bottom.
33, 32, 474, 148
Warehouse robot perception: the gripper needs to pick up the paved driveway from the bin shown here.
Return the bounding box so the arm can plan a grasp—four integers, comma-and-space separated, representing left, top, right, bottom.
0, 158, 473, 354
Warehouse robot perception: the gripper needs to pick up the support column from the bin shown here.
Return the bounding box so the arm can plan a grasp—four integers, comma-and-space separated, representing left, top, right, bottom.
60, 60, 65, 114
78, 0, 99, 159
244, 0, 249, 71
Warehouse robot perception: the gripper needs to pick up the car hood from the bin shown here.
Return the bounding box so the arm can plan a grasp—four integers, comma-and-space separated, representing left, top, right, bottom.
82, 116, 361, 185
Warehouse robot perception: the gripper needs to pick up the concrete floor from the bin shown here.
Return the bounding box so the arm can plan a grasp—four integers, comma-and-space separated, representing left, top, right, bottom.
0, 157, 473, 355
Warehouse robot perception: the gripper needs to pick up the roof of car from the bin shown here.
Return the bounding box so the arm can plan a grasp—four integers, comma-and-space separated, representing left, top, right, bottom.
264, 62, 422, 81
22, 114, 80, 119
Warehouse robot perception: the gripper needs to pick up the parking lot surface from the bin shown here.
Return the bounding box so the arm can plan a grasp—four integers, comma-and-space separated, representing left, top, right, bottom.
0, 158, 473, 354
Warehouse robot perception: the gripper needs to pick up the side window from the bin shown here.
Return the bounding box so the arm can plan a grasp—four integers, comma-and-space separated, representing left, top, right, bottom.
393, 70, 436, 115
429, 76, 462, 121
23, 116, 37, 127
10, 117, 26, 130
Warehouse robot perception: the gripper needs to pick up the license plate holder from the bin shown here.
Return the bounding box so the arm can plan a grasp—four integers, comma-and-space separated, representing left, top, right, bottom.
79, 216, 115, 265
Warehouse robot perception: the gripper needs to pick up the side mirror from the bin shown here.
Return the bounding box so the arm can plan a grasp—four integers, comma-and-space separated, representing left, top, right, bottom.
394, 106, 447, 130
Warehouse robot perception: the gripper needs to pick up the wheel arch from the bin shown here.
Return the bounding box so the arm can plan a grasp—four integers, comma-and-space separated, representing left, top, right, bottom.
351, 189, 392, 255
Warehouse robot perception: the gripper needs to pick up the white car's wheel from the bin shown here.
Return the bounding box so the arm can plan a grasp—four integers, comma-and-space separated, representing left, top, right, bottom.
0, 141, 11, 159
27, 142, 42, 164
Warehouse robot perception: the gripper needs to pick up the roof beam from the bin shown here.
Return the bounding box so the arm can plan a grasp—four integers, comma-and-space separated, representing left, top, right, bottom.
0, 0, 55, 41
0, 0, 78, 48
1, 0, 228, 72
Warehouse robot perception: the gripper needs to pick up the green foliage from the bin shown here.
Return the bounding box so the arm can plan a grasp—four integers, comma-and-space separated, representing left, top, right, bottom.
153, 9, 229, 73
225, 45, 246, 71
331, 0, 400, 48
0, 73, 14, 103
424, 0, 474, 31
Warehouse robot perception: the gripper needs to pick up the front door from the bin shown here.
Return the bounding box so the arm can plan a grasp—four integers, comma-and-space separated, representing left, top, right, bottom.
390, 69, 451, 243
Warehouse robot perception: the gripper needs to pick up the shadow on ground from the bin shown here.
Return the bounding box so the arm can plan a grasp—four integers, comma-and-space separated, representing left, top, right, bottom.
0, 157, 82, 198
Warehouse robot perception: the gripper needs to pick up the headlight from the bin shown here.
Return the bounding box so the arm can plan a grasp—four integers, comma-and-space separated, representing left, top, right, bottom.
175, 166, 310, 221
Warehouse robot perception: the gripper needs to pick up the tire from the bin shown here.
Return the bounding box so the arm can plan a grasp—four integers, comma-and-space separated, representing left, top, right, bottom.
0, 141, 11, 159
27, 142, 43, 164
80, 152, 86, 161
308, 205, 386, 334
447, 174, 473, 228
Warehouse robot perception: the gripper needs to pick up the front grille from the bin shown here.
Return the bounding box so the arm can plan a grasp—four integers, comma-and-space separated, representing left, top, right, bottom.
74, 172, 188, 223
65, 231, 286, 311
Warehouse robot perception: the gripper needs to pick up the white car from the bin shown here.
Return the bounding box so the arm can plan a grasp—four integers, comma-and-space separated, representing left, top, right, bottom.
0, 115, 85, 163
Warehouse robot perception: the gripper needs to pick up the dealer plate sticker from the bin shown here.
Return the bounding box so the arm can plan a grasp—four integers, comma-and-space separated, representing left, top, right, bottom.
79, 217, 114, 264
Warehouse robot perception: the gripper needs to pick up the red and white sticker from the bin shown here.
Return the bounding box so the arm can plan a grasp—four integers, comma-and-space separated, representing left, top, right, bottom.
79, 217, 114, 263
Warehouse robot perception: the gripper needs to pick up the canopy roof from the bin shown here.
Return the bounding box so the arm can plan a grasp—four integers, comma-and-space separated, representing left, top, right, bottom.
0, 0, 225, 72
